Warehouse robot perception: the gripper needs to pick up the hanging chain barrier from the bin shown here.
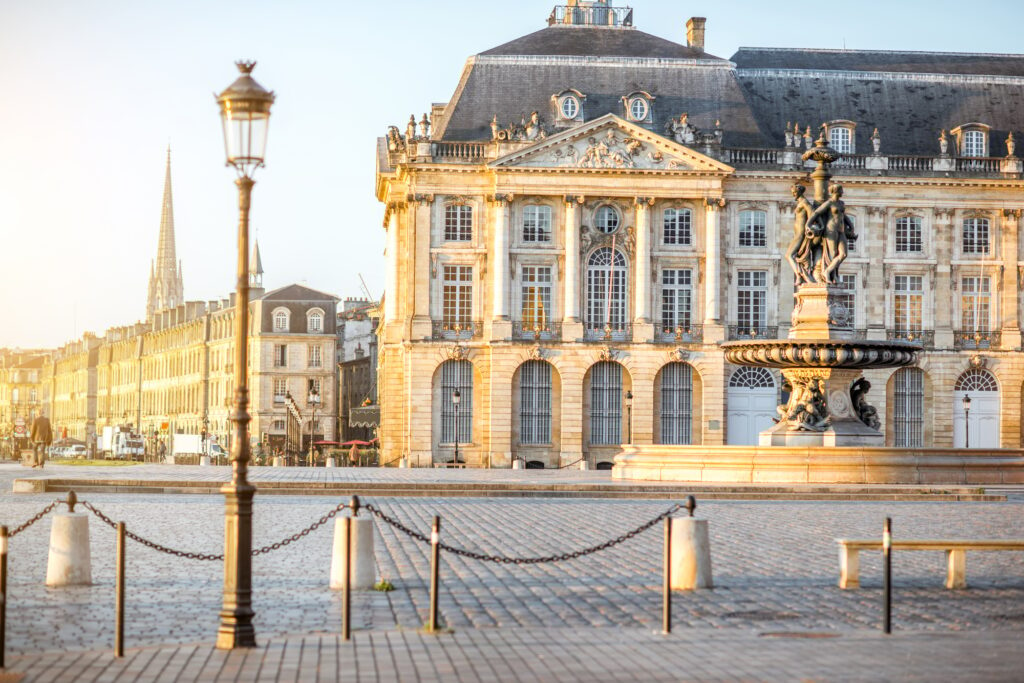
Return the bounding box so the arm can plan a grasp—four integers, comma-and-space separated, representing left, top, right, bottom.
364, 502, 683, 565
8, 499, 65, 538
556, 457, 586, 470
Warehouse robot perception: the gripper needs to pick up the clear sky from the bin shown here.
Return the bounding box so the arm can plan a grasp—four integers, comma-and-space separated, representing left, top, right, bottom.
3, 0, 1024, 348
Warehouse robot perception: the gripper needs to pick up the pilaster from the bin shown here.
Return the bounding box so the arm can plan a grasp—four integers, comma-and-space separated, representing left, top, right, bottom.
1000, 209, 1021, 349
409, 194, 434, 340
865, 206, 887, 340
489, 194, 513, 340
702, 197, 725, 343
562, 195, 584, 341
933, 208, 955, 349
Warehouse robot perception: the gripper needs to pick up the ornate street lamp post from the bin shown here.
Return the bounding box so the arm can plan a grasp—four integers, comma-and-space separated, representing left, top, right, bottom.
452, 389, 461, 464
308, 388, 320, 466
962, 394, 972, 449
625, 390, 633, 444
214, 60, 274, 650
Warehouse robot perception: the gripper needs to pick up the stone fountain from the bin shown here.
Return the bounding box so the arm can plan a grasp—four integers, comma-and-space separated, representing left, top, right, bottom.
722, 131, 920, 446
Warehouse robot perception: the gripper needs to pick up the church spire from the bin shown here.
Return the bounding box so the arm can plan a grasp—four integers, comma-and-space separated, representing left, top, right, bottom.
146, 147, 185, 320
249, 239, 264, 289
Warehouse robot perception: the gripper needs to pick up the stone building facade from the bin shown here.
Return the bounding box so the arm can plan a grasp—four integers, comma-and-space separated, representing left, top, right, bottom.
375, 2, 1024, 467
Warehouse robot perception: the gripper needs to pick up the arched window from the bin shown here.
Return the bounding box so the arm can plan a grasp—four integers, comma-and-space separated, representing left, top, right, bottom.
729, 367, 775, 388
440, 360, 473, 443
586, 248, 627, 334
307, 309, 324, 333
954, 368, 999, 448
663, 208, 692, 245
660, 363, 693, 444
519, 361, 552, 445
594, 205, 620, 234
892, 368, 924, 447
273, 308, 290, 332
589, 361, 622, 445
954, 368, 998, 392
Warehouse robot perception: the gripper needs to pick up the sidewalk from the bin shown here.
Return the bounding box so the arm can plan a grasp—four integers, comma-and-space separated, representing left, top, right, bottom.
7, 627, 1021, 682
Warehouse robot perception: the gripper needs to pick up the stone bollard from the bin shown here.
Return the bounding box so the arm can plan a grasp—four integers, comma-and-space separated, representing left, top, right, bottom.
46, 512, 92, 586
669, 517, 713, 590
273, 456, 285, 467
199, 455, 210, 467
579, 460, 590, 471
326, 457, 337, 468
398, 456, 408, 468
512, 459, 524, 470
330, 516, 375, 590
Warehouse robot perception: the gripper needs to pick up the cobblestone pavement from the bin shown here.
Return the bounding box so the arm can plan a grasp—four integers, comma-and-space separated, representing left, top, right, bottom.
8, 628, 1022, 682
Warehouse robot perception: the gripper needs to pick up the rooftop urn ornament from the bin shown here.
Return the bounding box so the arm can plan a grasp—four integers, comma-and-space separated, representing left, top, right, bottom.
940, 129, 949, 155
1007, 132, 1017, 158
871, 128, 881, 154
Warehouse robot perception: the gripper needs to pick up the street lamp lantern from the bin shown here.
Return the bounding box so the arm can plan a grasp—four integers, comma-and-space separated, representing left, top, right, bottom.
452, 389, 461, 464
624, 391, 633, 444
214, 60, 273, 651
962, 394, 972, 449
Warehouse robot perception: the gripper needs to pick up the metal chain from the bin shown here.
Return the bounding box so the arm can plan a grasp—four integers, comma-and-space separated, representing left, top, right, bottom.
365, 502, 682, 565
251, 501, 348, 556
9, 500, 64, 537
556, 457, 586, 470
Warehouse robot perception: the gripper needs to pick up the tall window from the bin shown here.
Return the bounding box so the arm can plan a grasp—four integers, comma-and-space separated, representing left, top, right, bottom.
273, 378, 287, 403
521, 266, 552, 328
660, 362, 693, 445
960, 276, 991, 332
522, 205, 552, 242
589, 361, 622, 445
273, 309, 289, 332
846, 215, 858, 252
519, 361, 552, 445
892, 368, 924, 447
273, 344, 287, 368
307, 344, 322, 368
736, 270, 767, 332
893, 275, 923, 335
835, 274, 856, 326
895, 216, 923, 253
661, 268, 693, 332
962, 130, 985, 157
442, 265, 473, 325
586, 248, 627, 332
307, 311, 323, 333
308, 378, 321, 397
440, 360, 472, 443
962, 218, 990, 255
829, 126, 853, 154
663, 208, 692, 245
444, 204, 473, 241
738, 210, 767, 247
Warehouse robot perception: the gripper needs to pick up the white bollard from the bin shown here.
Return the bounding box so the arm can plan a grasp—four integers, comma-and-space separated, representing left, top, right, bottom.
199, 455, 210, 467
273, 456, 285, 467
399, 457, 408, 468
512, 459, 524, 470
579, 460, 589, 471
669, 517, 713, 590
326, 457, 337, 468
330, 517, 375, 590
46, 513, 92, 586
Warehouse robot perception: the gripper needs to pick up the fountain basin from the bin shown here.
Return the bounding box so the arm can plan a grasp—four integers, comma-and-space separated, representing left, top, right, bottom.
721, 338, 920, 369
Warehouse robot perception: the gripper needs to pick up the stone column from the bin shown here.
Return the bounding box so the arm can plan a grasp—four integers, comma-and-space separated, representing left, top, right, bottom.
1000, 209, 1022, 349
490, 194, 513, 340
865, 206, 887, 341
933, 208, 955, 349
384, 202, 401, 326
633, 197, 654, 342
702, 197, 725, 342
562, 195, 584, 341
410, 194, 434, 340
776, 201, 795, 337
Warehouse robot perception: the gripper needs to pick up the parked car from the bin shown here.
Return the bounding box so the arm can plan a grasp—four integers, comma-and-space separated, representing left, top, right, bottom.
66, 445, 88, 459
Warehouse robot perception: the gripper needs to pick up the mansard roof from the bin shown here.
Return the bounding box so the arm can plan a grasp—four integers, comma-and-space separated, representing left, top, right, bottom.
732, 47, 1024, 77
260, 284, 339, 302
480, 25, 725, 60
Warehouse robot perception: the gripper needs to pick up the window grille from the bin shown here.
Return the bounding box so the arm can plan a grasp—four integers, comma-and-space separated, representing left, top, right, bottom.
892, 368, 924, 447
586, 248, 627, 332
962, 130, 985, 157
522, 205, 552, 242
661, 269, 693, 332
895, 216, 923, 253
893, 275, 923, 334
442, 265, 473, 324
960, 276, 991, 332
589, 361, 622, 445
954, 368, 998, 392
729, 367, 775, 388
738, 210, 767, 247
962, 218, 990, 255
829, 126, 853, 154
440, 360, 473, 443
736, 270, 767, 331
444, 204, 473, 241
663, 208, 692, 245
519, 360, 552, 444
660, 362, 693, 445
521, 266, 553, 328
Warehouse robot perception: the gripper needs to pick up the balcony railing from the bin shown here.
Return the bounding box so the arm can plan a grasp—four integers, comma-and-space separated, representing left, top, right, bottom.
727, 148, 779, 165
886, 329, 934, 347
832, 154, 867, 170
432, 321, 482, 341
889, 155, 933, 172
583, 323, 633, 342
512, 321, 563, 341
655, 324, 704, 344
433, 141, 489, 162
955, 157, 1003, 173
547, 5, 633, 26
954, 329, 1001, 350
727, 325, 778, 341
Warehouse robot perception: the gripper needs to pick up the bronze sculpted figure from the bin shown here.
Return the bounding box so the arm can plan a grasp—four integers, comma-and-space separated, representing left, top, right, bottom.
786, 184, 818, 284
807, 183, 856, 284
850, 378, 880, 430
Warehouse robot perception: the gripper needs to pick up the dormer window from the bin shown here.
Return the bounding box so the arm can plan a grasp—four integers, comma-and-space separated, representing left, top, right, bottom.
622, 91, 654, 124
552, 89, 586, 123
272, 307, 290, 332
307, 309, 324, 333
826, 120, 856, 154
952, 124, 990, 157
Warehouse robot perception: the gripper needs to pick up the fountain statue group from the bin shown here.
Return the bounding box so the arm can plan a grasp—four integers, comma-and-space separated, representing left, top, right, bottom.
786, 182, 857, 285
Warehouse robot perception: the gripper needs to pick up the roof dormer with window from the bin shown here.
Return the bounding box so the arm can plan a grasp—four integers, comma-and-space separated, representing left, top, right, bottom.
951, 123, 991, 157
622, 91, 654, 124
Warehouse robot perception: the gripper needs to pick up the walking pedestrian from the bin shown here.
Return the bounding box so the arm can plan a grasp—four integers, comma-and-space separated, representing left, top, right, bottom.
30, 410, 53, 469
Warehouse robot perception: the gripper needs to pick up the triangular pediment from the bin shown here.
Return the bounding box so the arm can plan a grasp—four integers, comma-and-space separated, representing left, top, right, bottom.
490, 114, 733, 174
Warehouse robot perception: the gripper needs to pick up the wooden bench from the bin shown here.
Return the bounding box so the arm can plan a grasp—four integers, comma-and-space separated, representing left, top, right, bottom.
837, 539, 1024, 589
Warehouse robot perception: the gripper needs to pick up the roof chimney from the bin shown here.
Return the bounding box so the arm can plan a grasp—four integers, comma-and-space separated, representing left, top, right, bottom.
686, 17, 706, 51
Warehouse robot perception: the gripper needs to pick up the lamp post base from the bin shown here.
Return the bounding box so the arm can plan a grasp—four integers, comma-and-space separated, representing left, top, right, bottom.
216, 480, 257, 649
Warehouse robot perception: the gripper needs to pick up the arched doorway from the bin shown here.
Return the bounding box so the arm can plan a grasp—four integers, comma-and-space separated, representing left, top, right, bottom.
433, 359, 474, 462
726, 367, 777, 445
583, 360, 632, 466
512, 359, 561, 466
890, 367, 925, 447
656, 362, 697, 445
953, 368, 999, 448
